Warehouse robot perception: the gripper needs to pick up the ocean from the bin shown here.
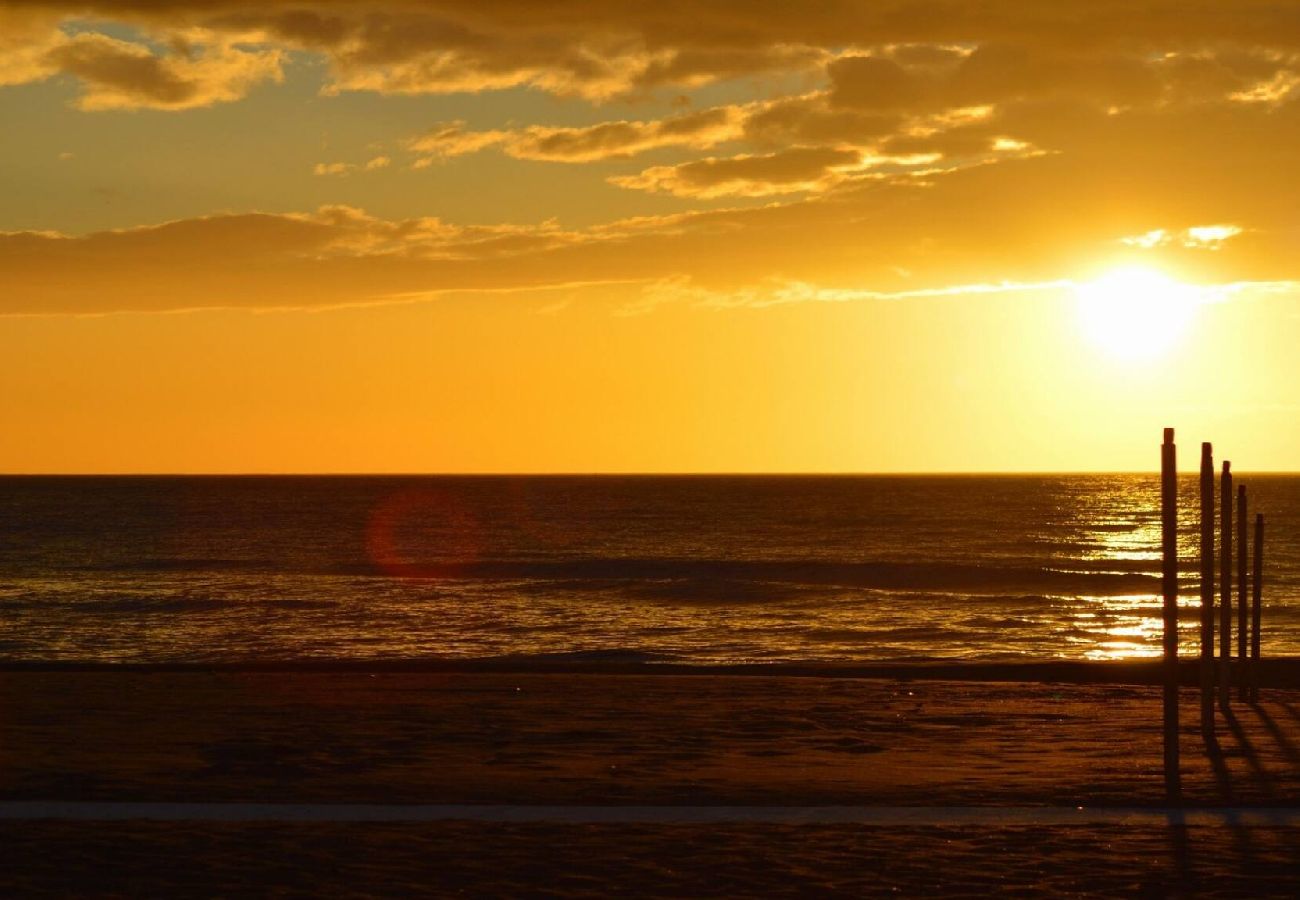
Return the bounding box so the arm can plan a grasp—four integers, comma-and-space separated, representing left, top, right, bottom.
1, 475, 1298, 665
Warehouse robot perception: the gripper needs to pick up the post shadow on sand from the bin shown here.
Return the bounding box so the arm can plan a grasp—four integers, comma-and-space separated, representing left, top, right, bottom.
1159, 703, 1296, 893
1250, 703, 1300, 769
1163, 811, 1193, 893
1275, 697, 1300, 735
1220, 706, 1277, 797
1158, 427, 1293, 891
1194, 702, 1300, 870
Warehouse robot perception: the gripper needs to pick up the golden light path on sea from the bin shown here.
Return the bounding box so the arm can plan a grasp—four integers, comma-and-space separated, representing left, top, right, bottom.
1067, 514, 1186, 661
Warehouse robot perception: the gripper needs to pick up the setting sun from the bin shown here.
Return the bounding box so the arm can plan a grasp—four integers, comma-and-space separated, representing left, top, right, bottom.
1074, 267, 1203, 361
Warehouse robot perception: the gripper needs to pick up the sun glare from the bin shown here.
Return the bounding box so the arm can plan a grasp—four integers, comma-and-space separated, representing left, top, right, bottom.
1073, 266, 1202, 361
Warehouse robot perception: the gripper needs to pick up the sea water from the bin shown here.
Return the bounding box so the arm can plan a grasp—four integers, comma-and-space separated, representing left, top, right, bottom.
1, 475, 1297, 664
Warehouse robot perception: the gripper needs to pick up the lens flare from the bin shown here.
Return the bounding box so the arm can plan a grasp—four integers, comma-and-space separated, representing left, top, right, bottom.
366, 487, 482, 579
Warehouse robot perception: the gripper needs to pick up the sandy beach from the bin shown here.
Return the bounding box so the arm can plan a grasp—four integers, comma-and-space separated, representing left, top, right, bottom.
2, 668, 1299, 895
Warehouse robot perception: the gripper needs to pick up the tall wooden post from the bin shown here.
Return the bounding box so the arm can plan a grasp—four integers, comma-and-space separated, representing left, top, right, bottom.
1160, 428, 1179, 791
1237, 485, 1248, 701
1219, 461, 1232, 711
1251, 514, 1264, 703
1199, 443, 1215, 732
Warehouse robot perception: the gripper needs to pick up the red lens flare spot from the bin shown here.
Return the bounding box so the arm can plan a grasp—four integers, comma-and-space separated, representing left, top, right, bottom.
365, 487, 482, 579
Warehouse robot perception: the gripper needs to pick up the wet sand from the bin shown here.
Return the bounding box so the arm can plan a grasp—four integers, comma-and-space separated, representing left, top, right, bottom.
2, 669, 1299, 895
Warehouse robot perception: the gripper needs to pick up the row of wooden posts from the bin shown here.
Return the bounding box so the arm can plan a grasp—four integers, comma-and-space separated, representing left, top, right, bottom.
1160, 427, 1266, 788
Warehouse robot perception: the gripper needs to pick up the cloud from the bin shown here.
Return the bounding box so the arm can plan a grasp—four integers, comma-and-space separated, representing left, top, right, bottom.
2, 2, 1297, 122
623, 274, 1076, 315
390, 37, 1296, 193
826, 43, 1296, 117
1, 109, 1296, 317
0, 11, 283, 111
828, 55, 933, 111
943, 44, 1163, 109
43, 30, 283, 110
0, 7, 64, 86
406, 94, 909, 166
6, 3, 1300, 319
631, 43, 829, 90
503, 106, 744, 161
610, 146, 864, 197
407, 120, 511, 158
313, 156, 392, 176
741, 94, 903, 147
0, 205, 605, 314
207, 5, 836, 100
410, 106, 745, 163
1120, 225, 1244, 250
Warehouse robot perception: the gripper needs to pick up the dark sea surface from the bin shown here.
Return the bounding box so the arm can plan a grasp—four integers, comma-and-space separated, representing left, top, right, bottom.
1, 475, 1298, 664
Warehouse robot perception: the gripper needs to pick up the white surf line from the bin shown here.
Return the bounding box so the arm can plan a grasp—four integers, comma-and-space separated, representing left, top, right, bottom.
1, 803, 1299, 827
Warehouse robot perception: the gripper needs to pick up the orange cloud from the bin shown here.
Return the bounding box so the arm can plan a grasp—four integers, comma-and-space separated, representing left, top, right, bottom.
3, 2, 1296, 123
0, 14, 285, 111
392, 39, 1295, 188
313, 156, 392, 176
741, 94, 902, 147
407, 121, 511, 158
0, 7, 64, 86
4, 2, 1300, 319
410, 106, 745, 163
45, 32, 282, 110
9, 91, 1300, 317
610, 147, 864, 198
6, 1, 1295, 104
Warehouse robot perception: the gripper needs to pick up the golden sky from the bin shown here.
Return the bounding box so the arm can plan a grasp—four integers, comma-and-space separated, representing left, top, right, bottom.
2, 1, 1298, 472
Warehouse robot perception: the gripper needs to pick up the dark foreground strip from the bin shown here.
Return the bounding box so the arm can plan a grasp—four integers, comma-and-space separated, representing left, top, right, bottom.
3, 658, 1299, 687
1, 803, 1298, 826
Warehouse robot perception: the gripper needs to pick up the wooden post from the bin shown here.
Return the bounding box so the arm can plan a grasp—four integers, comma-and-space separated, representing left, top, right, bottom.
1219, 461, 1232, 711
1160, 428, 1179, 791
1199, 443, 1215, 732
1237, 485, 1248, 702
1251, 513, 1264, 702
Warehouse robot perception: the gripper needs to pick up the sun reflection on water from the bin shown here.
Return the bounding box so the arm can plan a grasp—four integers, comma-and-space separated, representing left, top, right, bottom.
1079, 518, 1162, 563
1065, 590, 1203, 660
1053, 494, 1181, 660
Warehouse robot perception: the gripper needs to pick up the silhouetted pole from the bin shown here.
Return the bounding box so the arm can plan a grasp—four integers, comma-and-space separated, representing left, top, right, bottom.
1250, 513, 1264, 703
1199, 443, 1215, 732
1160, 428, 1179, 792
1219, 461, 1232, 711
1237, 485, 1248, 702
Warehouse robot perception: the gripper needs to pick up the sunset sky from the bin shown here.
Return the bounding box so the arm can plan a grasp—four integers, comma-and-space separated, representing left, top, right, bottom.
3, 1, 1298, 472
